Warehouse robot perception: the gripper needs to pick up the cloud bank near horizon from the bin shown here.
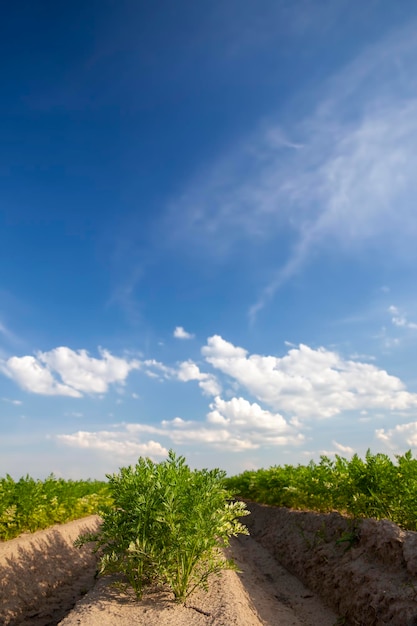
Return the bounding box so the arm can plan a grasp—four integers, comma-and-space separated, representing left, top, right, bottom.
15, 334, 411, 464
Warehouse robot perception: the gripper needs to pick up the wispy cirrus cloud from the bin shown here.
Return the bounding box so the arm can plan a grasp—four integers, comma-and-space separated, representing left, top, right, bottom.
159, 21, 417, 320
0, 319, 23, 347
1, 397, 23, 405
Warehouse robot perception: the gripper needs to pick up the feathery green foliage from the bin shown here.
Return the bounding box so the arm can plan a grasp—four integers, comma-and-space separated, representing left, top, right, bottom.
225, 450, 417, 531
76, 450, 249, 602
0, 474, 110, 540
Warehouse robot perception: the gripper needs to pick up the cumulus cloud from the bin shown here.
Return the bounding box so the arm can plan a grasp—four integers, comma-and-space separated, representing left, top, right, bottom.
161, 421, 261, 450
176, 360, 204, 381
207, 396, 288, 432
142, 358, 221, 396
142, 358, 175, 379
58, 387, 303, 457
57, 430, 168, 459
177, 360, 222, 396
202, 335, 417, 419
0, 347, 140, 397
173, 326, 195, 340
376, 422, 417, 452
1, 356, 82, 397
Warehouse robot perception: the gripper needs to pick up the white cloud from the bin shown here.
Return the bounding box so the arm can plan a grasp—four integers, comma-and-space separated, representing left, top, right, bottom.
173, 326, 195, 340
332, 441, 354, 455
1, 397, 23, 405
1, 356, 82, 397
198, 376, 222, 397
161, 421, 261, 450
38, 347, 139, 393
57, 430, 168, 459
177, 360, 222, 396
206, 396, 302, 447
0, 347, 140, 397
177, 360, 204, 381
143, 359, 175, 379
388, 305, 417, 330
58, 388, 304, 457
376, 421, 417, 450
207, 396, 289, 432
58, 422, 260, 453
202, 335, 417, 420
142, 357, 221, 396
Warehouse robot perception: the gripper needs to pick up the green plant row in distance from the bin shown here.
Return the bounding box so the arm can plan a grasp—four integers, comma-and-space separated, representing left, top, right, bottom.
224, 449, 417, 531
0, 474, 111, 540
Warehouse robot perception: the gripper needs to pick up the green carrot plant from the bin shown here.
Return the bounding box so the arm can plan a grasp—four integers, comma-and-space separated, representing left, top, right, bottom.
75, 450, 249, 603
0, 474, 111, 540
224, 450, 417, 531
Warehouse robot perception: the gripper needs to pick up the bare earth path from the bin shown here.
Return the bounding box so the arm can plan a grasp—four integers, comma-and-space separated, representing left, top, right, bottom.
0, 515, 339, 626
230, 534, 338, 626
58, 533, 339, 626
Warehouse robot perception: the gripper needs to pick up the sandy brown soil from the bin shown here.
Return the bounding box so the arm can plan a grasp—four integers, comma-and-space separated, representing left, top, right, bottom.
0, 516, 101, 625
2, 504, 417, 625
58, 533, 339, 626
0, 513, 338, 626
244, 501, 417, 626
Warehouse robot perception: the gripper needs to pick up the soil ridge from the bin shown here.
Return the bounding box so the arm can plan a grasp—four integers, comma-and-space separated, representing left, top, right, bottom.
243, 501, 417, 626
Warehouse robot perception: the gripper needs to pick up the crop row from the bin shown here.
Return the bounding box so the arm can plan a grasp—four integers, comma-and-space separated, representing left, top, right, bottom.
225, 450, 417, 531
0, 474, 111, 540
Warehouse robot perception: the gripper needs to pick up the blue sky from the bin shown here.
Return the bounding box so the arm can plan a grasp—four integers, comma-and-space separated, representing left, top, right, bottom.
2, 1, 417, 478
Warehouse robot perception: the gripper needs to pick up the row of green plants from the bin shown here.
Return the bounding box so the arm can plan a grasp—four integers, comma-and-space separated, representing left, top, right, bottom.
1, 452, 249, 602
0, 473, 111, 540
224, 450, 417, 531
6, 449, 416, 602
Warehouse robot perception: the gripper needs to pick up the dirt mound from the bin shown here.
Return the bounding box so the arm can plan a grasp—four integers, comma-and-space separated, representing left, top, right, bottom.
0, 516, 100, 625
0, 513, 337, 626
1, 504, 417, 625
244, 501, 417, 626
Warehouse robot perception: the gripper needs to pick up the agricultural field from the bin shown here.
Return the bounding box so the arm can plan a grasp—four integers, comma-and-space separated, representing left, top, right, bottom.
2, 450, 417, 625
0, 473, 111, 540
224, 450, 417, 531
2, 449, 417, 542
